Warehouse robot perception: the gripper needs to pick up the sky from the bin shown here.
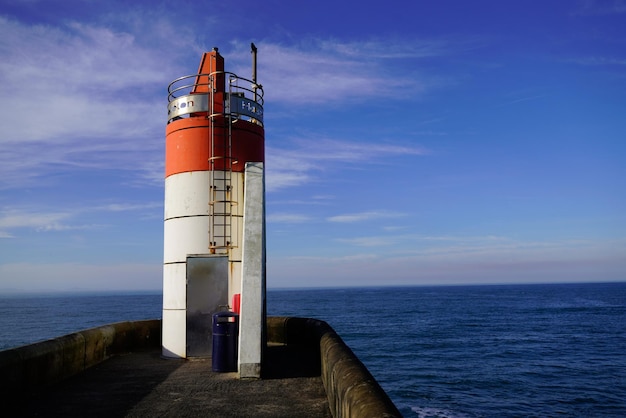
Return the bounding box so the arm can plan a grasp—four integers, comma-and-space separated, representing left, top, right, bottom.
0, 0, 625, 293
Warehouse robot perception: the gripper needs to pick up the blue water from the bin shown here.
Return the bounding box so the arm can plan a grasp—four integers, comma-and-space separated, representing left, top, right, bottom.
0, 292, 162, 350
1, 282, 625, 417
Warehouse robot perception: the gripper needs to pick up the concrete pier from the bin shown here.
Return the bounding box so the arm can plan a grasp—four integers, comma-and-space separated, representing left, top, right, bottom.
1, 318, 401, 418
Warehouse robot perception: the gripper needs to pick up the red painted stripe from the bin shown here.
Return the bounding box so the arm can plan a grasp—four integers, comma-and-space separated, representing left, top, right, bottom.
165, 117, 264, 177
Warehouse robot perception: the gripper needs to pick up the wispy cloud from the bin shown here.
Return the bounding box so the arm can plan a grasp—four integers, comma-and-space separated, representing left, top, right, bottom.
572, 0, 626, 15
0, 262, 161, 292
0, 209, 73, 233
498, 95, 548, 107
95, 202, 162, 212
568, 56, 626, 66
0, 15, 186, 189
0, 16, 171, 144
266, 138, 428, 191
272, 195, 336, 205
0, 202, 161, 237
266, 213, 312, 223
390, 236, 614, 262
1, 13, 438, 192
228, 39, 451, 105
334, 234, 508, 248
416, 235, 509, 243
327, 210, 406, 223
268, 238, 626, 287
319, 38, 450, 59
336, 236, 397, 247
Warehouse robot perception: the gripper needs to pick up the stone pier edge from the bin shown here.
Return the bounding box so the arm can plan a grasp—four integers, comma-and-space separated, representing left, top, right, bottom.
0, 317, 401, 418
0, 319, 161, 393
267, 317, 402, 418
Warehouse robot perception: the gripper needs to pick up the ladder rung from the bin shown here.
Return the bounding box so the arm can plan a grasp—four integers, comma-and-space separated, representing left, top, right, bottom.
208, 87, 238, 252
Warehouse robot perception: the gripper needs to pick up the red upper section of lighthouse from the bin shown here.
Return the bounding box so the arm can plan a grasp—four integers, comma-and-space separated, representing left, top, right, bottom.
165, 49, 264, 177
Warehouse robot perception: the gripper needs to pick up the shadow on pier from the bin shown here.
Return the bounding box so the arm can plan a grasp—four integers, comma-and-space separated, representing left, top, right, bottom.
8, 345, 330, 417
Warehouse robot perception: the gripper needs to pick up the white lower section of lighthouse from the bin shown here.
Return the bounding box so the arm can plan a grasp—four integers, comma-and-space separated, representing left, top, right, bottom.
162, 170, 245, 359
161, 164, 266, 370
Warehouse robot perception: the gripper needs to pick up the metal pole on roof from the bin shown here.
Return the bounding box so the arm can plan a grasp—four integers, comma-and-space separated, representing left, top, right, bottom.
251, 43, 258, 100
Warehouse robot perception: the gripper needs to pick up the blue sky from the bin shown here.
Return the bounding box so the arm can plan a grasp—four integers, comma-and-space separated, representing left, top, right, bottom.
0, 0, 624, 293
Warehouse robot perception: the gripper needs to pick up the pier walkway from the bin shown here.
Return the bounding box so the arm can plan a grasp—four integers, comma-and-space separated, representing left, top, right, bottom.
8, 344, 331, 417
3, 318, 401, 418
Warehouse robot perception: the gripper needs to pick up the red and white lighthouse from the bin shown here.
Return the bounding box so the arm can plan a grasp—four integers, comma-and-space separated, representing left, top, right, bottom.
162, 47, 265, 370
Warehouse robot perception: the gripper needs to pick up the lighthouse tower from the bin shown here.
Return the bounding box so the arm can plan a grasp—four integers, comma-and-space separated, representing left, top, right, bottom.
162, 47, 265, 377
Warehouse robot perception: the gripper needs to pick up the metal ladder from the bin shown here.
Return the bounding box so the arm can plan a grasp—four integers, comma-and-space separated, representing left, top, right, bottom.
208, 72, 236, 254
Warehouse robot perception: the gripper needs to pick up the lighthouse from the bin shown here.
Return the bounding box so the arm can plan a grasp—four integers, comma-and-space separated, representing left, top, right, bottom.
162, 46, 266, 378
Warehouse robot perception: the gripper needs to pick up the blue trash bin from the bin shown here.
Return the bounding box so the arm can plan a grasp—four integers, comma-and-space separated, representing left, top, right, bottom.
212, 311, 239, 372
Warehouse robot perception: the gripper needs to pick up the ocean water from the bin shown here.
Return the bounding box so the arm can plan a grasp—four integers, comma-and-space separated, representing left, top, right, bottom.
269, 283, 626, 417
0, 292, 163, 350
1, 282, 625, 417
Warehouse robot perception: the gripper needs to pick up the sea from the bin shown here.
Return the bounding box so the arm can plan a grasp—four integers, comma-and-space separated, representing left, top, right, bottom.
1, 282, 624, 417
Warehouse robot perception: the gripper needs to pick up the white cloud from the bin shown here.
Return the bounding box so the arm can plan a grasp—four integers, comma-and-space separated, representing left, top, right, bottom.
272, 195, 335, 205
573, 0, 626, 15
267, 238, 626, 287
0, 210, 72, 232
0, 16, 169, 144
1, 15, 436, 193
327, 210, 406, 223
333, 233, 507, 249
318, 38, 450, 60
568, 56, 626, 66
266, 138, 428, 191
267, 213, 312, 223
0, 262, 161, 293
227, 39, 448, 105
336, 236, 397, 247
96, 202, 162, 212
416, 235, 509, 243
0, 202, 161, 237
0, 15, 185, 189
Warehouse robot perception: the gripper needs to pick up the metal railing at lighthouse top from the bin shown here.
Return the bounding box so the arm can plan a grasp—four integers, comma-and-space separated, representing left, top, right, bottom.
167, 72, 264, 253
167, 72, 264, 125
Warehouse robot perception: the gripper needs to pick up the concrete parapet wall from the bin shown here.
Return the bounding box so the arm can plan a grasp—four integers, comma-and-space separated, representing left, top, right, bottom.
2, 316, 398, 417
267, 317, 401, 418
0, 319, 161, 393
